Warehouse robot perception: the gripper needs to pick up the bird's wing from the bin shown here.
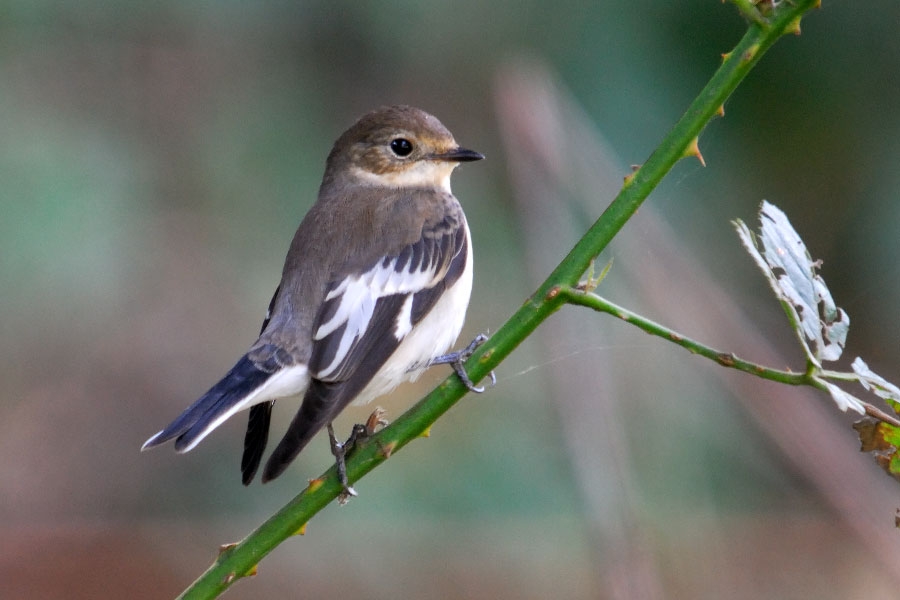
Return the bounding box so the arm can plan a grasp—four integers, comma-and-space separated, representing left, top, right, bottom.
310, 213, 467, 382
259, 212, 469, 482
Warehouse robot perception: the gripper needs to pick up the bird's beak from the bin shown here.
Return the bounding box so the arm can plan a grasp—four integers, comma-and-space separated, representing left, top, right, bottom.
429, 147, 485, 162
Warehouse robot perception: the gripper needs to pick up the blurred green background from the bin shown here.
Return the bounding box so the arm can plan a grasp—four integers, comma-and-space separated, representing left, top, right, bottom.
3, 1, 900, 598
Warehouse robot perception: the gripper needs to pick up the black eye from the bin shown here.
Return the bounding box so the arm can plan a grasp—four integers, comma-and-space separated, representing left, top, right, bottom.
390, 138, 413, 157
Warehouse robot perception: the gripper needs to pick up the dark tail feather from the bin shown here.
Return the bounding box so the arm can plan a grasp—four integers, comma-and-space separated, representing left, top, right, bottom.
261, 380, 346, 483
142, 355, 272, 452
241, 401, 273, 485
240, 285, 280, 484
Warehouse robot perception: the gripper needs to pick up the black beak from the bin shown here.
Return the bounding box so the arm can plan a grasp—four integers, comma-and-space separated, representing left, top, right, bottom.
430, 147, 485, 162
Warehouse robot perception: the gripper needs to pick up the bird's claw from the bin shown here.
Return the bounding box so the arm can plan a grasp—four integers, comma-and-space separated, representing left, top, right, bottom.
328, 408, 390, 505
432, 333, 495, 393
337, 485, 358, 506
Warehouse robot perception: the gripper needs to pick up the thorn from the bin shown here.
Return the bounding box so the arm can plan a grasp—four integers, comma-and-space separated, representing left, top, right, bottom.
623, 166, 640, 186
218, 542, 239, 556
294, 523, 308, 536
717, 352, 736, 367
379, 440, 397, 459
721, 51, 732, 62
306, 477, 325, 493
419, 425, 432, 438
684, 138, 706, 167
213, 548, 258, 582
716, 104, 725, 118
741, 44, 760, 64
784, 16, 802, 35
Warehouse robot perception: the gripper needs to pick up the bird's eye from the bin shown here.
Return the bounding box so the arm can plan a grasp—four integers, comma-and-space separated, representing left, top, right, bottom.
389, 138, 413, 157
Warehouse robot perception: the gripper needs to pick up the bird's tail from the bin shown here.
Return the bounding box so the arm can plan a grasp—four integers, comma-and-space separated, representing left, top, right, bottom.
241, 401, 274, 485
142, 355, 274, 453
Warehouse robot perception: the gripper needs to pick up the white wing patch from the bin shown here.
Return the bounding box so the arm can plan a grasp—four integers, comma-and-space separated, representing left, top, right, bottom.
313, 251, 444, 379
394, 294, 415, 339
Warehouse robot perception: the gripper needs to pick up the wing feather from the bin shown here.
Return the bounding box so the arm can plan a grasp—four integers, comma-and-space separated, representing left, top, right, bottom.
309, 217, 466, 383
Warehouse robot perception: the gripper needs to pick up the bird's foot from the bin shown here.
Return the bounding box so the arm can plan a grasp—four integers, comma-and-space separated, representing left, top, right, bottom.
430, 333, 496, 393
327, 408, 390, 505
362, 406, 390, 436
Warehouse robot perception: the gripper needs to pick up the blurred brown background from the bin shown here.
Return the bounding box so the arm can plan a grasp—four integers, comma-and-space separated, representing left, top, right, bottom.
2, 2, 900, 598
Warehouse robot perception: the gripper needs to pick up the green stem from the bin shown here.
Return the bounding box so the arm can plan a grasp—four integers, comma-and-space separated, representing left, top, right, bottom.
729, 0, 768, 27
177, 2, 821, 597
560, 287, 807, 385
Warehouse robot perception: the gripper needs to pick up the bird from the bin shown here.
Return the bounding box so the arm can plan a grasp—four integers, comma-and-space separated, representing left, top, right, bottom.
142, 105, 488, 496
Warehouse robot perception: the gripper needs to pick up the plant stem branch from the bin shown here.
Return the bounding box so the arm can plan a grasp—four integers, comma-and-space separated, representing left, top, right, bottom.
729, 0, 768, 27
561, 287, 900, 429
560, 286, 807, 385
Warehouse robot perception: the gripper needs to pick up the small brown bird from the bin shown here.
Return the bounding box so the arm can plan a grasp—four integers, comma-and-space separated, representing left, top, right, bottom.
142, 105, 487, 497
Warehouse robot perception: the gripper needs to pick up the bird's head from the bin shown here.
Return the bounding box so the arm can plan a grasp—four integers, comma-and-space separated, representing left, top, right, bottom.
325, 105, 483, 192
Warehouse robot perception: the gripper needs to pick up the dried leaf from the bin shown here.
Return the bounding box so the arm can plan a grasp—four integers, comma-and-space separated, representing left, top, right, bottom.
734, 201, 849, 364
853, 418, 900, 482
852, 357, 900, 412
819, 379, 865, 415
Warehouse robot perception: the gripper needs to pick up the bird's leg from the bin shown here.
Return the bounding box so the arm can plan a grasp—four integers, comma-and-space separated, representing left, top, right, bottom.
327, 408, 389, 505
430, 333, 496, 393
327, 423, 358, 505
342, 423, 370, 455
